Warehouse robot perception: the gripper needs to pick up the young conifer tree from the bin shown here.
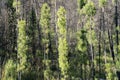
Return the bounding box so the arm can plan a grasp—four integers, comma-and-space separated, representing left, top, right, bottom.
40, 3, 52, 80
57, 6, 69, 80
13, 0, 28, 79
82, 1, 96, 79
2, 0, 17, 79
75, 29, 88, 79
27, 7, 37, 71
2, 59, 16, 80
17, 20, 28, 79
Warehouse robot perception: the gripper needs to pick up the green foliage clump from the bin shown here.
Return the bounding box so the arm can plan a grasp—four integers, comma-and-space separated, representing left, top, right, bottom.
57, 6, 69, 79
86, 29, 97, 46
116, 61, 120, 70
13, 0, 21, 13
77, 0, 87, 9
2, 59, 16, 80
99, 0, 107, 7
82, 1, 96, 16
105, 62, 116, 80
17, 20, 28, 72
76, 29, 87, 52
40, 3, 52, 80
28, 8, 37, 38
43, 60, 52, 80
40, 3, 50, 28
112, 0, 117, 4
84, 19, 97, 46
57, 6, 66, 35
13, 0, 21, 8
58, 38, 68, 74
6, 0, 14, 8
116, 44, 120, 70
40, 3, 50, 53
72, 29, 88, 79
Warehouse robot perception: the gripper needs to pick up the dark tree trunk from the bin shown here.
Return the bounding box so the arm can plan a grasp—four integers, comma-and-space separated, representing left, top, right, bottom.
117, 71, 120, 80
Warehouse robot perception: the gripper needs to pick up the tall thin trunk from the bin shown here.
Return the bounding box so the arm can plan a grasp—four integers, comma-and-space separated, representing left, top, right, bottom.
102, 6, 107, 77
115, 0, 119, 55
0, 57, 1, 79
108, 29, 115, 62
90, 17, 95, 80
99, 11, 102, 78
91, 45, 95, 80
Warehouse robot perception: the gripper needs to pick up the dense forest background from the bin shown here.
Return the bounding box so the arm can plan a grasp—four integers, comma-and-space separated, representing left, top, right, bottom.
0, 0, 120, 80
